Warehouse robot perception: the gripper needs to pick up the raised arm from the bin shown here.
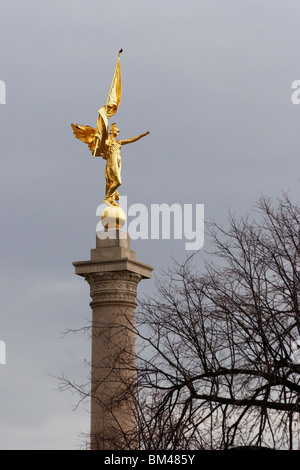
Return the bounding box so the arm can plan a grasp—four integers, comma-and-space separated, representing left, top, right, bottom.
119, 131, 150, 146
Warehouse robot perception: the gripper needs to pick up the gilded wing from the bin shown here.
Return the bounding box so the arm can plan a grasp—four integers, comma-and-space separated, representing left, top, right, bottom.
71, 124, 97, 153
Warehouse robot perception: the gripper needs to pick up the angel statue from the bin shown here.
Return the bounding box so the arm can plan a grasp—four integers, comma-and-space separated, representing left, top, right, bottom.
71, 50, 150, 207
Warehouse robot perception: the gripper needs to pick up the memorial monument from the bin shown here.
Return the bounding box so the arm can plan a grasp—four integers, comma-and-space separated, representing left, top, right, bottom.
71, 51, 153, 450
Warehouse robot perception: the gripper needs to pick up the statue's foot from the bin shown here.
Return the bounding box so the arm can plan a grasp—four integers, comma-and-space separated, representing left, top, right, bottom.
104, 196, 119, 207
103, 197, 112, 206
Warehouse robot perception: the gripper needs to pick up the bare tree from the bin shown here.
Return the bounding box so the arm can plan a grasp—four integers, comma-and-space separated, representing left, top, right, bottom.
61, 193, 300, 450
133, 193, 300, 450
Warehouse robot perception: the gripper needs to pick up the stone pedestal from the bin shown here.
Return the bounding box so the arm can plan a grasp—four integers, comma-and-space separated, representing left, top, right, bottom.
73, 231, 153, 450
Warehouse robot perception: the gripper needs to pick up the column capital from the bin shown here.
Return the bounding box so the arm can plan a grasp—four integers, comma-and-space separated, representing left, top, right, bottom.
73, 230, 153, 307
87, 270, 142, 307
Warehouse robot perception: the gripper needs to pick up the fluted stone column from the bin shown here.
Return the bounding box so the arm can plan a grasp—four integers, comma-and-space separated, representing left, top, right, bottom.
73, 230, 153, 450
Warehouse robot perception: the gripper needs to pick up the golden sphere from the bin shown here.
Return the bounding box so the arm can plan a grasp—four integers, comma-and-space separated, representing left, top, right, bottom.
100, 204, 126, 230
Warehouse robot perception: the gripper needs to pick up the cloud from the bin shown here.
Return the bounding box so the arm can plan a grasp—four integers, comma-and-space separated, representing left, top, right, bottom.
1, 0, 300, 449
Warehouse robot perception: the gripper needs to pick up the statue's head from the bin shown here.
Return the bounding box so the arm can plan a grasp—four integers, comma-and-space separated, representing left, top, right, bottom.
110, 123, 120, 136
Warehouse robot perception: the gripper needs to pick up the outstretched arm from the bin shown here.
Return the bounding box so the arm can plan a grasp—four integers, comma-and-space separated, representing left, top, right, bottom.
119, 131, 150, 146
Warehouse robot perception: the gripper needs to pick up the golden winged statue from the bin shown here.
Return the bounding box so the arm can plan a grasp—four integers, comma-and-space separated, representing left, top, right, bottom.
71, 50, 149, 206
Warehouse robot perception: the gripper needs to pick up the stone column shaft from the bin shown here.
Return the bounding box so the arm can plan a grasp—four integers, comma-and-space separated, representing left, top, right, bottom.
73, 231, 153, 450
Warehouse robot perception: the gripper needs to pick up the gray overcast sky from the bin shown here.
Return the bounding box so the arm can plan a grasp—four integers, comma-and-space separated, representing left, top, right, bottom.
0, 0, 300, 449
